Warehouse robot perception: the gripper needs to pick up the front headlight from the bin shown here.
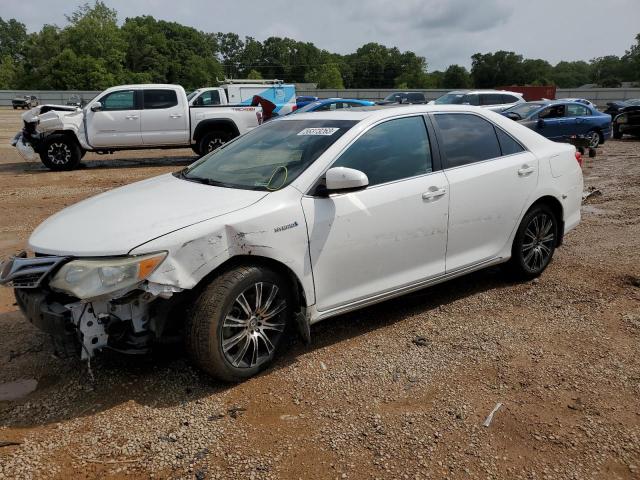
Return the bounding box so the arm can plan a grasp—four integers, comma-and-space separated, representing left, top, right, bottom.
49, 252, 167, 299
616, 114, 628, 124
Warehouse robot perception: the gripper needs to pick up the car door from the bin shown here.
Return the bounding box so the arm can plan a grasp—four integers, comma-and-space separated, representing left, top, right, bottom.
301, 115, 449, 312
432, 112, 538, 272
140, 89, 188, 145
86, 89, 143, 147
566, 103, 592, 135
528, 104, 568, 140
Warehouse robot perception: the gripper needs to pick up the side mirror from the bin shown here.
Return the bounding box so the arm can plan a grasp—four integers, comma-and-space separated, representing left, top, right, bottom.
90, 102, 103, 112
537, 118, 545, 128
320, 167, 369, 195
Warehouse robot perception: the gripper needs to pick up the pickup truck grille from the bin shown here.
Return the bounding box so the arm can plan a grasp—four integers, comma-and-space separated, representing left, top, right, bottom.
0, 253, 68, 288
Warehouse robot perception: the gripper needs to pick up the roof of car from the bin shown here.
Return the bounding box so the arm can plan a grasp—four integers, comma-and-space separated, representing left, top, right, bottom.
282, 104, 502, 122
447, 89, 524, 96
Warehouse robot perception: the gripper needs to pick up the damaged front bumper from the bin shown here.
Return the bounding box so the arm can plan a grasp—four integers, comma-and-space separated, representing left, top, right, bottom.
11, 132, 38, 162
1, 253, 179, 360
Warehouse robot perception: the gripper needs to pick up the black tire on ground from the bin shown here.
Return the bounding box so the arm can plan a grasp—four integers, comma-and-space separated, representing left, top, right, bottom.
39, 135, 82, 171
12, 106, 17, 110
613, 125, 623, 140
505, 203, 558, 280
191, 144, 201, 156
588, 147, 597, 158
198, 130, 233, 156
185, 265, 292, 382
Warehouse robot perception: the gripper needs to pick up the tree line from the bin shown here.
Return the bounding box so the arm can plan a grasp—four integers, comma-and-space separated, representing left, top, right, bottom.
0, 2, 638, 91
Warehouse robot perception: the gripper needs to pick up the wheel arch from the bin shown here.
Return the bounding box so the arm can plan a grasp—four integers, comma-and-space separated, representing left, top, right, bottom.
192, 119, 240, 144
193, 253, 310, 343
526, 195, 565, 247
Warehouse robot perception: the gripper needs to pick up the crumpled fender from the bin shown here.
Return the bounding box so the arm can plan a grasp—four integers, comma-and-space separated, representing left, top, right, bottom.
128, 188, 316, 306
23, 106, 88, 150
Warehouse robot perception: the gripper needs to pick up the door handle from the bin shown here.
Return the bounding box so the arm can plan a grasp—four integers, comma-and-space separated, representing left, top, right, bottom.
422, 188, 446, 201
170, 114, 183, 118
518, 165, 535, 176
125, 115, 138, 120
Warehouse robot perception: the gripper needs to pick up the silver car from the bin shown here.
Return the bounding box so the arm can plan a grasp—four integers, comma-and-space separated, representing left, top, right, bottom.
431, 90, 525, 112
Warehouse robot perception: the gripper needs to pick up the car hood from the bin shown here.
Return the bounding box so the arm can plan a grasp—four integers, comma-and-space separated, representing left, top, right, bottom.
29, 173, 269, 256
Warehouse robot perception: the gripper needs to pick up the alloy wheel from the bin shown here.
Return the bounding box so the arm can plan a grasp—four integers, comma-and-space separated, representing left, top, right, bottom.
221, 282, 287, 368
47, 142, 71, 165
522, 213, 555, 272
588, 131, 600, 148
206, 138, 224, 153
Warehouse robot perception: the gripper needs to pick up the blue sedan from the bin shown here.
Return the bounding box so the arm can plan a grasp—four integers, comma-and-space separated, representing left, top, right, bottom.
293, 98, 375, 113
502, 101, 612, 148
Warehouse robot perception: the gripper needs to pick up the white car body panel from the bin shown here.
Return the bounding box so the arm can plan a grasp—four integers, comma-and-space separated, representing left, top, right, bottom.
23, 105, 582, 330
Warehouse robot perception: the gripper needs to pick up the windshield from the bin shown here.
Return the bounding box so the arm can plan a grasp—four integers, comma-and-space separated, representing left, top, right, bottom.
503, 103, 545, 119
180, 120, 357, 191
434, 93, 468, 105
627, 99, 640, 106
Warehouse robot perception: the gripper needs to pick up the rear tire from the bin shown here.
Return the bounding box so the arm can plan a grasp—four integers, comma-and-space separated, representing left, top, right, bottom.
39, 135, 82, 171
506, 204, 558, 280
185, 265, 291, 382
587, 130, 601, 148
198, 130, 233, 156
613, 125, 623, 139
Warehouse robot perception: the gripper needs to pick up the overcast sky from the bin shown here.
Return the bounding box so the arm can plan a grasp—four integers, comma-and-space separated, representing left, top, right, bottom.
2, 0, 639, 70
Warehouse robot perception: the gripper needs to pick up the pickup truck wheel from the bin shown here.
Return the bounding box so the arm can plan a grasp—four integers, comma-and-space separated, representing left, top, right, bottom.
39, 136, 82, 171
506, 204, 558, 280
186, 265, 291, 382
12, 106, 17, 110
199, 130, 232, 155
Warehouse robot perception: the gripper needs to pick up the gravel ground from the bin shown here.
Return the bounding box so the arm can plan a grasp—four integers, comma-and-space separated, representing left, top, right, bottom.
0, 108, 639, 480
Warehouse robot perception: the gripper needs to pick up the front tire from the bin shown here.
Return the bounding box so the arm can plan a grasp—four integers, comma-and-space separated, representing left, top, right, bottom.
507, 204, 558, 280
185, 265, 291, 382
39, 135, 82, 171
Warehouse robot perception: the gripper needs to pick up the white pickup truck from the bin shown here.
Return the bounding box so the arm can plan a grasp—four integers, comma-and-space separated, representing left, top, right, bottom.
11, 84, 263, 170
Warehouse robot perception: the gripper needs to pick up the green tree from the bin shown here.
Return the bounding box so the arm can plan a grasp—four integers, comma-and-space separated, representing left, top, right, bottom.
0, 17, 27, 61
549, 61, 591, 88
305, 63, 344, 88
247, 69, 262, 79
471, 51, 524, 88
521, 59, 552, 85
442, 65, 471, 88
0, 54, 17, 88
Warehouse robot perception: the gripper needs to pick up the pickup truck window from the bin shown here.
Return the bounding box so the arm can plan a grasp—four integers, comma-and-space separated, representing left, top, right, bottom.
181, 120, 357, 191
101, 90, 136, 111
193, 90, 221, 106
143, 89, 178, 109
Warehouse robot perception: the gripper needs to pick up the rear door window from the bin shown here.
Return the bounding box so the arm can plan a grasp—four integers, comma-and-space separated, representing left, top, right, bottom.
480, 94, 504, 106
433, 113, 502, 168
566, 104, 590, 117
143, 89, 178, 109
495, 128, 525, 156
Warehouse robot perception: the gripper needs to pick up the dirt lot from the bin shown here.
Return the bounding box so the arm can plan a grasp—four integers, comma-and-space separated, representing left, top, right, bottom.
0, 107, 638, 480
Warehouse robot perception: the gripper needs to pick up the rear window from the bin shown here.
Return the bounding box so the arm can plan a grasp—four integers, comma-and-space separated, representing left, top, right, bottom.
407, 93, 425, 102
143, 89, 178, 109
434, 113, 502, 168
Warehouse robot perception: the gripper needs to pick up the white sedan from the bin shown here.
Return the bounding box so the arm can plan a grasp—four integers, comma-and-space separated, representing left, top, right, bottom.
0, 105, 583, 381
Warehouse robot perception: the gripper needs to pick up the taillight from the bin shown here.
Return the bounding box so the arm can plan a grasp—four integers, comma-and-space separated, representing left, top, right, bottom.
575, 151, 583, 167
291, 105, 298, 112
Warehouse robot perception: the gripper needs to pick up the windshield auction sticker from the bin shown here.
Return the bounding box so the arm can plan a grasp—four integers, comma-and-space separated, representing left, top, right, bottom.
297, 127, 340, 136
